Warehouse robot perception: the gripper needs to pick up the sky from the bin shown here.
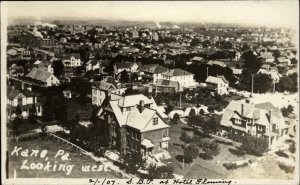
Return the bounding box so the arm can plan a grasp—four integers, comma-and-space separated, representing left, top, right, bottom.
4, 1, 299, 29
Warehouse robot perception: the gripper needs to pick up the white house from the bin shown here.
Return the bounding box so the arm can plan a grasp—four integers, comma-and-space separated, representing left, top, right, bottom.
159, 68, 197, 90
114, 62, 140, 75
86, 60, 102, 72
62, 54, 82, 67
205, 75, 229, 95
7, 86, 42, 118
220, 100, 288, 146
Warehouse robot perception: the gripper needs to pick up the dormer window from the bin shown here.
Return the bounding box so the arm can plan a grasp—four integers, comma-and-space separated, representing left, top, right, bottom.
153, 117, 158, 125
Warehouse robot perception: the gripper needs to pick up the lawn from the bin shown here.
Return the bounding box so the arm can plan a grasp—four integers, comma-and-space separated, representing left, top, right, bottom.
165, 120, 260, 179
7, 138, 118, 178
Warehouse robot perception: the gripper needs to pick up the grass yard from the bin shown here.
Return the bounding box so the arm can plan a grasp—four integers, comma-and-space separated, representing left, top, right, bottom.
165, 121, 262, 179
7, 138, 119, 178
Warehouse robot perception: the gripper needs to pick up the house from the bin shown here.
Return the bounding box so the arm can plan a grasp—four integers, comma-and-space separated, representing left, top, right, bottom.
114, 62, 139, 75
207, 60, 227, 67
62, 54, 82, 67
257, 67, 282, 83
274, 57, 291, 67
205, 75, 229, 95
139, 64, 168, 84
258, 53, 275, 64
92, 77, 126, 107
86, 60, 102, 72
159, 68, 197, 90
26, 68, 60, 87
153, 79, 180, 94
7, 86, 42, 118
34, 60, 54, 74
220, 100, 288, 146
191, 56, 204, 63
100, 94, 170, 158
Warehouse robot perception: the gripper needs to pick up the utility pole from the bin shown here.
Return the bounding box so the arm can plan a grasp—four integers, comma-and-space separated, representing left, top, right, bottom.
179, 93, 182, 109
206, 67, 209, 78
273, 80, 276, 94
251, 74, 255, 96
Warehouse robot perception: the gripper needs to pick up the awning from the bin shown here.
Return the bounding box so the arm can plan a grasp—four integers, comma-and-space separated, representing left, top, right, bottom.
141, 139, 155, 148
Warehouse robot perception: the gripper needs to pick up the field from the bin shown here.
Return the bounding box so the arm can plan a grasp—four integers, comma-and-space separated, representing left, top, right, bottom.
7, 138, 118, 178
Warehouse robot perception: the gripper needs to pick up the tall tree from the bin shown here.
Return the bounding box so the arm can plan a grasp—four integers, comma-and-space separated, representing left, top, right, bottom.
120, 70, 130, 83
52, 60, 64, 77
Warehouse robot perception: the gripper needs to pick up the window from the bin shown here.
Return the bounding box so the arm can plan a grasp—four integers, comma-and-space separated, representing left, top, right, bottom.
153, 117, 158, 125
126, 107, 131, 111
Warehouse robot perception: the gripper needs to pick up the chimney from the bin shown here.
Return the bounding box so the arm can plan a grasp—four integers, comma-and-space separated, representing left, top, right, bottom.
269, 109, 273, 123
139, 100, 145, 113
241, 103, 244, 116
21, 82, 25, 90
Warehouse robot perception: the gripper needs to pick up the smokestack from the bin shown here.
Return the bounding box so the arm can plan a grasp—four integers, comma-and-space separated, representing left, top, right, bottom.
139, 100, 145, 113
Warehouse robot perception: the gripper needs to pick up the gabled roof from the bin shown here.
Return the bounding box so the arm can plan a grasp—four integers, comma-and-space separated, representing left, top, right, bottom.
7, 86, 34, 99
162, 68, 193, 76
221, 100, 285, 129
259, 53, 274, 59
26, 68, 53, 82
205, 75, 229, 84
191, 56, 203, 61
62, 54, 81, 60
117, 94, 153, 107
93, 77, 117, 91
115, 62, 135, 69
207, 60, 226, 67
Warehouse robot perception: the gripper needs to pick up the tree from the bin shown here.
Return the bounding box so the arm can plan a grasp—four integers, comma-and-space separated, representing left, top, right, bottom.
189, 108, 196, 117
121, 152, 145, 174
147, 164, 174, 179
202, 142, 220, 159
278, 76, 293, 92
120, 70, 130, 83
28, 104, 37, 123
287, 105, 294, 114
53, 60, 64, 77
187, 115, 204, 128
130, 72, 139, 82
254, 73, 273, 93
184, 144, 199, 163
207, 106, 214, 113
202, 116, 220, 135
180, 130, 194, 143
241, 135, 268, 156
199, 109, 205, 115
173, 113, 180, 123
15, 105, 22, 117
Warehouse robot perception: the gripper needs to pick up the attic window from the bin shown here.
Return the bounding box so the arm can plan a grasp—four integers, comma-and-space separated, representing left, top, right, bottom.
153, 117, 158, 125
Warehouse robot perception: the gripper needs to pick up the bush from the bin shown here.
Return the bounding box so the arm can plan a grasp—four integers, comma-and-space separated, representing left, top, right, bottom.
223, 163, 238, 170
184, 144, 199, 163
173, 113, 180, 122
180, 130, 194, 143
202, 142, 220, 159
289, 141, 296, 154
241, 135, 268, 156
147, 164, 174, 179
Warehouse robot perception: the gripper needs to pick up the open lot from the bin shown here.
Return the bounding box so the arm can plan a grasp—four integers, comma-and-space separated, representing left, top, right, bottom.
7, 138, 118, 178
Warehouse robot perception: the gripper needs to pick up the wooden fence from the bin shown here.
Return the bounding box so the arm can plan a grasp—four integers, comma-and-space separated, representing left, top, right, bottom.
47, 133, 89, 153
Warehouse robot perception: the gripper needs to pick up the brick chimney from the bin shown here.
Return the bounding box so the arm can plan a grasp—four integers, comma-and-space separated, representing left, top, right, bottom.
241, 103, 244, 116
139, 100, 145, 113
269, 109, 273, 123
